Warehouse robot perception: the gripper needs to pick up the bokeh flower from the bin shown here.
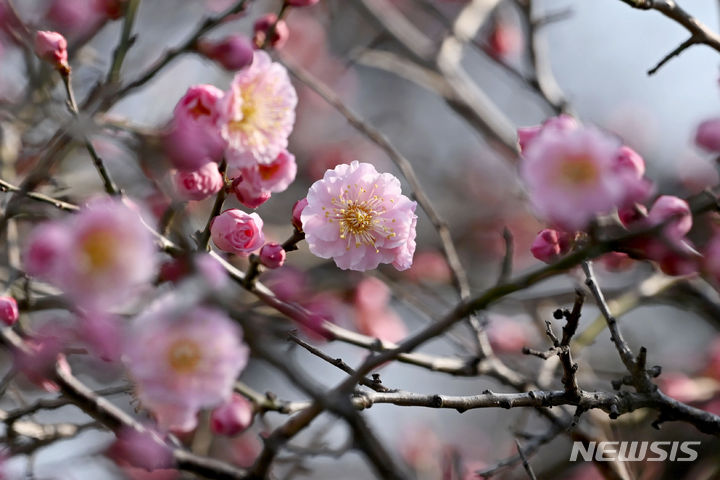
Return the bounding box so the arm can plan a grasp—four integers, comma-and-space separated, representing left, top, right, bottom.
172, 162, 224, 201
124, 305, 249, 431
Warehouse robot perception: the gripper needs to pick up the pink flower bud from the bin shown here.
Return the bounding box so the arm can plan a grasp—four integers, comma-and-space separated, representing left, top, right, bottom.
530, 229, 571, 263
198, 34, 254, 71
232, 177, 272, 209
695, 118, 720, 152
487, 21, 522, 60
0, 296, 18, 326
291, 197, 308, 231
647, 195, 692, 241
172, 162, 224, 201
253, 14, 289, 49
618, 204, 648, 227
210, 209, 265, 255
614, 146, 645, 178
34, 31, 69, 73
285, 0, 319, 6
259, 242, 286, 269
210, 394, 254, 436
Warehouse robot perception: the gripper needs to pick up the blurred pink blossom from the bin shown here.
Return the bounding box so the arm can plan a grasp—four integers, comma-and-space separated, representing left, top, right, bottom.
210, 209, 265, 255
172, 162, 224, 201
520, 121, 645, 230
165, 85, 227, 171
302, 161, 418, 271
24, 198, 157, 310
106, 427, 174, 472
124, 305, 249, 431
530, 228, 572, 263
487, 316, 530, 354
286, 0, 320, 6
353, 277, 406, 342
220, 51, 297, 169
517, 114, 579, 154
405, 250, 452, 284
695, 118, 720, 152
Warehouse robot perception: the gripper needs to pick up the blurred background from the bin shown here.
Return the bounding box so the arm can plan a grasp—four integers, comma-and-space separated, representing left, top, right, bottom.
2, 0, 720, 478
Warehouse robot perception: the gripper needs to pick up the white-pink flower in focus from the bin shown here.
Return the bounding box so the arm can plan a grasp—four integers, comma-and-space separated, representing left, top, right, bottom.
172, 162, 224, 201
220, 51, 297, 169
165, 85, 227, 171
24, 198, 157, 310
520, 123, 631, 231
124, 305, 249, 432
210, 209, 265, 255
301, 161, 418, 271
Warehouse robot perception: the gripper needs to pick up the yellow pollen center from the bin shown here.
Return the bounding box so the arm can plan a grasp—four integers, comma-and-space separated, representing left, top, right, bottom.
559, 156, 598, 186
79, 230, 117, 272
328, 186, 396, 251
167, 339, 202, 373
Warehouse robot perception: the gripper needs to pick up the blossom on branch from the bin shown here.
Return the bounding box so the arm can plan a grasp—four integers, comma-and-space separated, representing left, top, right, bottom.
124, 305, 249, 432
301, 161, 417, 271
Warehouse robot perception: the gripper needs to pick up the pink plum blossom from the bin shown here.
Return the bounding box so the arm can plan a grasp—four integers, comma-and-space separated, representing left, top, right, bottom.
517, 114, 578, 153
520, 123, 638, 230
124, 305, 249, 432
219, 51, 297, 169
0, 296, 18, 326
486, 316, 531, 354
46, 0, 104, 39
197, 34, 254, 71
259, 243, 286, 269
24, 198, 157, 310
165, 85, 227, 171
231, 179, 272, 209
253, 14, 289, 49
106, 427, 174, 471
228, 149, 297, 193
530, 229, 571, 263
34, 31, 69, 73
301, 161, 418, 271
210, 393, 254, 436
210, 209, 265, 255
172, 162, 224, 201
695, 118, 720, 152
